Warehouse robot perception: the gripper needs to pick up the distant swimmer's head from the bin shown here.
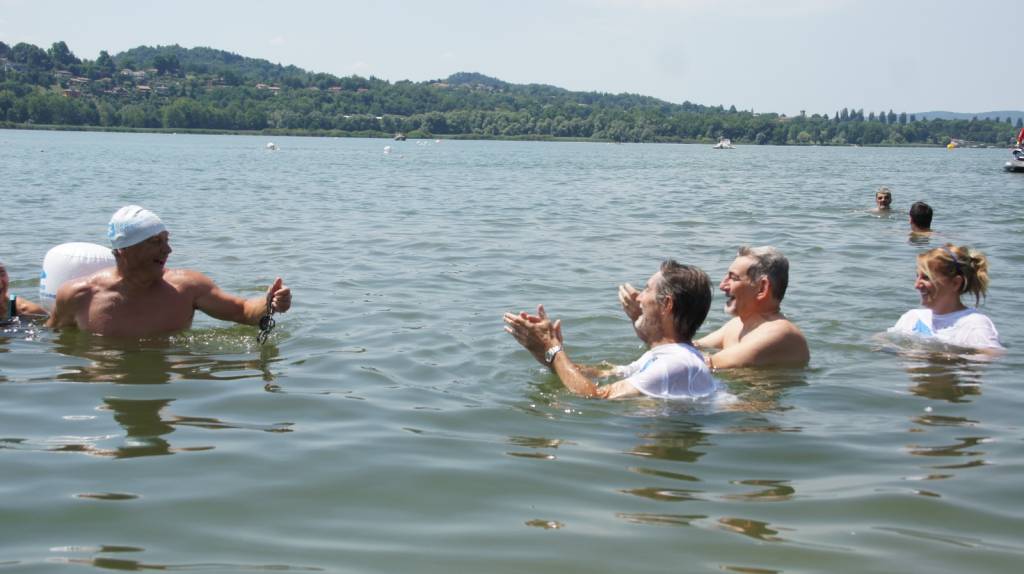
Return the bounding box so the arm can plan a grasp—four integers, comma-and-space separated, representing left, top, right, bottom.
909, 201, 933, 232
875, 186, 892, 209
108, 205, 167, 249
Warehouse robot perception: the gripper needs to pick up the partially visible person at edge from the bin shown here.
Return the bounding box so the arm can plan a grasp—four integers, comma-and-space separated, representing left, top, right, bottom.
620, 246, 809, 369
874, 186, 893, 212
46, 205, 291, 337
1, 259, 47, 322
504, 260, 718, 400
909, 201, 933, 235
887, 244, 1003, 352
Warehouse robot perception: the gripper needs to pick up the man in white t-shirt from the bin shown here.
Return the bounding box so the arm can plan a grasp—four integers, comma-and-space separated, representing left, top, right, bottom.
503, 260, 717, 400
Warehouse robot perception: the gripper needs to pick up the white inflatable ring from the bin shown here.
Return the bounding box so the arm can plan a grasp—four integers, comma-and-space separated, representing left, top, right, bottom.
39, 242, 115, 311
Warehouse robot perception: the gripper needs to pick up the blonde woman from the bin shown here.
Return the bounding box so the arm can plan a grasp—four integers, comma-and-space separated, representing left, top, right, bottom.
888, 244, 1003, 351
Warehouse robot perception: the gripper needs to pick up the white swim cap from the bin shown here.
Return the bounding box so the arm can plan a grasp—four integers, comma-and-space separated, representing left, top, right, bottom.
107, 205, 167, 249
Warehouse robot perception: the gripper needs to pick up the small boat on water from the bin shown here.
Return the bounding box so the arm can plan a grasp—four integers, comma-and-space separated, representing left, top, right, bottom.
1005, 148, 1024, 172
1008, 128, 1024, 172
393, 133, 407, 141
712, 137, 734, 149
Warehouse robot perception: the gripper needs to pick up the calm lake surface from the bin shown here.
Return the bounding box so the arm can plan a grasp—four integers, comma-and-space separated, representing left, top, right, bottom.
2, 130, 1023, 573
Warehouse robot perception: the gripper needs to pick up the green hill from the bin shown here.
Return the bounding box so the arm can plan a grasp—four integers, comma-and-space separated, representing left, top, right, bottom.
1, 40, 1020, 146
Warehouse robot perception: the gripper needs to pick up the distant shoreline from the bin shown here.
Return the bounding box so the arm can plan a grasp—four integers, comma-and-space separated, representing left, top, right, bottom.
2, 123, 978, 148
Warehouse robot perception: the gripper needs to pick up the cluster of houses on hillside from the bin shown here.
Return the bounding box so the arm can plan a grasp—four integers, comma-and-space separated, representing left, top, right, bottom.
53, 68, 175, 98
0, 56, 377, 100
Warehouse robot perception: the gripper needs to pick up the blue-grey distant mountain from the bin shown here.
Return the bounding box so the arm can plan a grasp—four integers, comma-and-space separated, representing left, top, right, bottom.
916, 110, 1024, 123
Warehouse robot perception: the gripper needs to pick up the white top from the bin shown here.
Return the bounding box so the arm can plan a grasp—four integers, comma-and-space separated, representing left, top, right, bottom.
614, 343, 718, 399
888, 307, 1004, 350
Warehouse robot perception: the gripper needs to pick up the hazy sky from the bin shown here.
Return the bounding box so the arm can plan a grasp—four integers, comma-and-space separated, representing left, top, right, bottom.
2, 0, 1019, 116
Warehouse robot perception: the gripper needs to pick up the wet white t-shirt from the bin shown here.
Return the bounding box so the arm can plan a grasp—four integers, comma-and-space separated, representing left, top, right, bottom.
614, 343, 718, 399
888, 307, 1003, 350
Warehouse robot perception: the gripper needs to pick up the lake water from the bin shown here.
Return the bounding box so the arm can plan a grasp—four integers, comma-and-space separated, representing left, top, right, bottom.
2, 130, 1022, 573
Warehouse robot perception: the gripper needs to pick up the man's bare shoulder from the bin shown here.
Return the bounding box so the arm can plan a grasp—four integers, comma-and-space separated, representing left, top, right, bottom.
47, 269, 112, 328
163, 268, 217, 290
61, 268, 116, 298
752, 315, 806, 339
745, 315, 809, 364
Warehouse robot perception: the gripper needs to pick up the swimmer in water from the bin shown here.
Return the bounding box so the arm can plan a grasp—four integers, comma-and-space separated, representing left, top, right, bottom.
1, 259, 47, 321
46, 205, 291, 338
909, 201, 933, 236
873, 186, 892, 212
629, 246, 809, 369
505, 260, 718, 399
887, 244, 1003, 352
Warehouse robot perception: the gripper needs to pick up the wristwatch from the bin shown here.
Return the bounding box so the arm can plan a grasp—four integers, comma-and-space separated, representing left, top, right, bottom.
544, 345, 563, 364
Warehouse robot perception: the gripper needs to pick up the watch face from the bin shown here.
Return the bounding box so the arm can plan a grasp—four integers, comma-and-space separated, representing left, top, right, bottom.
545, 346, 561, 363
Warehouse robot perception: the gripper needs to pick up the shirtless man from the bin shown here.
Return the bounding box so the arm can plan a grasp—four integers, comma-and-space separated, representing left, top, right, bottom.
620, 246, 808, 369
47, 205, 291, 337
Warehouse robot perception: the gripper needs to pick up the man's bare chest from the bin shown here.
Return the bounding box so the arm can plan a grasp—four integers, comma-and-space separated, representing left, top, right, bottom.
83, 286, 195, 336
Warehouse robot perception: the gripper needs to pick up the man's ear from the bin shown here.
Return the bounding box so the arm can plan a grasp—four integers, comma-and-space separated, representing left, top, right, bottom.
755, 276, 771, 300
661, 295, 674, 315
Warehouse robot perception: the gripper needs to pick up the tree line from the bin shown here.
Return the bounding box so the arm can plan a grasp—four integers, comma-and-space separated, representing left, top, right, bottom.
2, 41, 1020, 146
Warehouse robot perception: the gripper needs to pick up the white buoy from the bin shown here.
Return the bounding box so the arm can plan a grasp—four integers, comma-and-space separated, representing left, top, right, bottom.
383, 145, 392, 154
39, 242, 115, 311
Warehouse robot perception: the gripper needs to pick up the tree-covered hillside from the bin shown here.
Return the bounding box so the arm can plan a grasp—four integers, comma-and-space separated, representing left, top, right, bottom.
1, 41, 1020, 146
